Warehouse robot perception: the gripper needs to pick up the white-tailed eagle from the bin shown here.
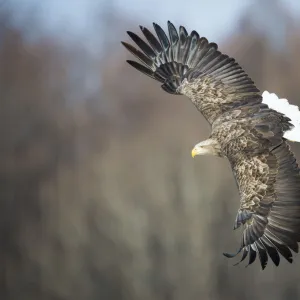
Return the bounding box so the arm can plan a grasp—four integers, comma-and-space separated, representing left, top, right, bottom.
121, 21, 300, 269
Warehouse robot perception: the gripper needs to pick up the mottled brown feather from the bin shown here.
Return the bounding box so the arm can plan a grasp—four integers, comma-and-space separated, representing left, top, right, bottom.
223, 135, 300, 269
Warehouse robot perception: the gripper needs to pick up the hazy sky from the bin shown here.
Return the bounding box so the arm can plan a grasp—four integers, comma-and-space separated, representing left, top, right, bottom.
8, 0, 300, 40
6, 0, 300, 99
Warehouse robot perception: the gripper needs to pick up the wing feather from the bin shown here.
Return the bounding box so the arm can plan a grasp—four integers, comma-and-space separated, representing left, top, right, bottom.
225, 141, 300, 268
122, 21, 262, 123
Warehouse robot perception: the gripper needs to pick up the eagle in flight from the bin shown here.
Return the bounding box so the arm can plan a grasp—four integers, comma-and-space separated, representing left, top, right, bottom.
121, 21, 300, 269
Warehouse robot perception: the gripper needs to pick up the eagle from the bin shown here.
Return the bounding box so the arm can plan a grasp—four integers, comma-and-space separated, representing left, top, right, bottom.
121, 21, 300, 269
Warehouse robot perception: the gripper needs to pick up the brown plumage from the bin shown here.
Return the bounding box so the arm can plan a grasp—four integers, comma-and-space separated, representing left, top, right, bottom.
121, 21, 300, 269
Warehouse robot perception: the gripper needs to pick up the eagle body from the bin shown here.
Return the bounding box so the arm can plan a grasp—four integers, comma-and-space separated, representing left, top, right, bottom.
122, 21, 300, 269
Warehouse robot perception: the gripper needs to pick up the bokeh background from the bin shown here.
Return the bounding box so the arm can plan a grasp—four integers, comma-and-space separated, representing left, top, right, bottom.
2, 0, 300, 299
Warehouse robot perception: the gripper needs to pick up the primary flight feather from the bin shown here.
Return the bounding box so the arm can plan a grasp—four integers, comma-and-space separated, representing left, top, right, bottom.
121, 21, 300, 269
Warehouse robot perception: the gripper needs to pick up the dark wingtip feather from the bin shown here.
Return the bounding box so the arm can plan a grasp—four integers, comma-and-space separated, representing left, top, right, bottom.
223, 252, 235, 258
245, 247, 257, 267
179, 25, 188, 37
126, 31, 156, 59
126, 60, 156, 80
153, 22, 170, 50
257, 247, 268, 270
265, 246, 280, 266
121, 42, 154, 68
223, 247, 242, 258
139, 25, 162, 54
233, 247, 249, 266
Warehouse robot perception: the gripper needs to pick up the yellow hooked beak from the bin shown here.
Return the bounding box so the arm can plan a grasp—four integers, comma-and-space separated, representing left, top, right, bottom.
191, 147, 198, 158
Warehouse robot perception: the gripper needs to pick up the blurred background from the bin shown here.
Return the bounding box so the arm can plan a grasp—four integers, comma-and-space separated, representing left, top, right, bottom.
2, 0, 300, 299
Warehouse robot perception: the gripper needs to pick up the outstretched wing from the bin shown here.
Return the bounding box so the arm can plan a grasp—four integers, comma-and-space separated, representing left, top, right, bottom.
225, 140, 300, 269
122, 21, 262, 124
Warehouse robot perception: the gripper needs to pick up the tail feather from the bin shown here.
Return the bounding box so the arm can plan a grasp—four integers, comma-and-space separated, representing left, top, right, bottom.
262, 91, 300, 142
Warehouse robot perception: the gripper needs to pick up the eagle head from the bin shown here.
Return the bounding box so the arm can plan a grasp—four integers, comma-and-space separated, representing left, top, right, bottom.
191, 139, 222, 157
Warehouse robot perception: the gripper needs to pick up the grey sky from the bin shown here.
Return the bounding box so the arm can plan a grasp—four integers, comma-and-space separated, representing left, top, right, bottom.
8, 0, 300, 41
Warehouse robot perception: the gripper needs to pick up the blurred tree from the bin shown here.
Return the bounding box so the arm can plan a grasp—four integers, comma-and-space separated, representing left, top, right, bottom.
239, 0, 294, 52
1, 2, 300, 300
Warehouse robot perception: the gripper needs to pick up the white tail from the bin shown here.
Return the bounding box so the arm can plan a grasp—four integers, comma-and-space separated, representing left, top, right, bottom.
262, 91, 300, 142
